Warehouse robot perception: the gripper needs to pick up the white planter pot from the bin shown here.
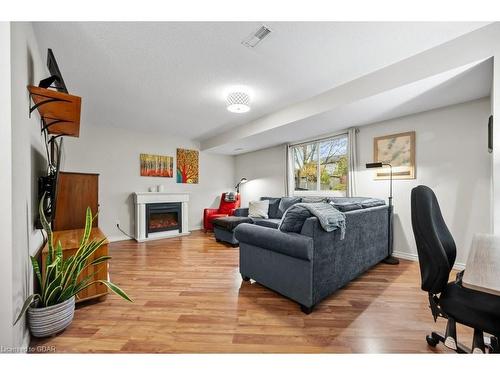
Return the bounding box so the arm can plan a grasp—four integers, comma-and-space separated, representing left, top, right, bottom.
27, 296, 75, 337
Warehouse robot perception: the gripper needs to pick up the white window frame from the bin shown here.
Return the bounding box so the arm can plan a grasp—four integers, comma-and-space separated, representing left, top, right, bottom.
287, 132, 349, 197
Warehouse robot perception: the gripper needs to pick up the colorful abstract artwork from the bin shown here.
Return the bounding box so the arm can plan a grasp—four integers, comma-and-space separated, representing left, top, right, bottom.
176, 148, 199, 184
140, 154, 173, 177
373, 131, 415, 180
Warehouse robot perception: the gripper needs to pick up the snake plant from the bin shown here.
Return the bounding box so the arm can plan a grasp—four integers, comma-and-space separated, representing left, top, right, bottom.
15, 195, 132, 325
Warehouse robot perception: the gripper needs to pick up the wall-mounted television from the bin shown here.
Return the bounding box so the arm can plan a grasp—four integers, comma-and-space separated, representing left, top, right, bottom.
38, 48, 68, 93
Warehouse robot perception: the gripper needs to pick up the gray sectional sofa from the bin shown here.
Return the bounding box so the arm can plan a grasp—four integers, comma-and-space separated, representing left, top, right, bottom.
229, 196, 389, 313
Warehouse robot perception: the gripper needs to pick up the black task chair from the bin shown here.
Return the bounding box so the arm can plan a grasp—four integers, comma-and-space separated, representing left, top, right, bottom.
410, 185, 500, 353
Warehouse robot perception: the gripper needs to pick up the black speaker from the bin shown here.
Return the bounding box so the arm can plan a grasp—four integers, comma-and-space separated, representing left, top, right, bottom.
488, 115, 493, 154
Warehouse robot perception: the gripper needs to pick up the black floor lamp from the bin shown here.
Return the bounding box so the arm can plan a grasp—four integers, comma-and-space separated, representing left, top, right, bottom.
365, 162, 399, 265
235, 178, 248, 193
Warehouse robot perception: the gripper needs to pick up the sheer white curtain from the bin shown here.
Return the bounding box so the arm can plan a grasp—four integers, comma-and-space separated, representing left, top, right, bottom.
285, 144, 293, 196
347, 127, 359, 197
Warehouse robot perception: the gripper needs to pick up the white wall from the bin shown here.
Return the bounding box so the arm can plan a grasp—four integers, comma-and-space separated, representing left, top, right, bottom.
357, 98, 491, 265
234, 145, 287, 207
62, 124, 235, 241
10, 22, 47, 349
0, 21, 14, 349
234, 98, 491, 265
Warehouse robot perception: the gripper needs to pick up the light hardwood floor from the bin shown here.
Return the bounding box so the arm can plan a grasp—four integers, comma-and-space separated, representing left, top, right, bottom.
30, 230, 472, 353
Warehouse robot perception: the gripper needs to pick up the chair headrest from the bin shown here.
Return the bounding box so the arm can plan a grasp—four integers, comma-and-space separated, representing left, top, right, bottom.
411, 185, 456, 294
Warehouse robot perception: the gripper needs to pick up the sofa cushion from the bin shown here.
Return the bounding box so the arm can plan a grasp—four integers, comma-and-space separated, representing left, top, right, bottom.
359, 198, 386, 208
212, 216, 253, 231
331, 197, 386, 212
279, 204, 312, 233
234, 223, 314, 261
260, 197, 281, 219
252, 218, 281, 229
248, 200, 270, 219
331, 201, 363, 212
300, 196, 330, 204
277, 196, 302, 218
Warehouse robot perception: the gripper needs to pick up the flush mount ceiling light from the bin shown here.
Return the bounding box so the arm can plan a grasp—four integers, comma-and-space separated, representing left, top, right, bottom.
226, 91, 250, 113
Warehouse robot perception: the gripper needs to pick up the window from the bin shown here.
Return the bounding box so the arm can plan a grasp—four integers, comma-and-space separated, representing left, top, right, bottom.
290, 134, 349, 196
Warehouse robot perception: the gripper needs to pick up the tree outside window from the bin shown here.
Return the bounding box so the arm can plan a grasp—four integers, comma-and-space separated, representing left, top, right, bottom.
292, 134, 348, 196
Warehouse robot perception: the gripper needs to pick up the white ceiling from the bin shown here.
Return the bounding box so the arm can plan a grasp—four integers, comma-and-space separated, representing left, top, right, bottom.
32, 22, 490, 145
209, 58, 492, 154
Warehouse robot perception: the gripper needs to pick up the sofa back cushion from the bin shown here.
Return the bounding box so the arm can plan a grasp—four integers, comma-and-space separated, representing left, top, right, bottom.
260, 197, 281, 219
277, 196, 302, 218
300, 196, 330, 204
248, 200, 270, 219
330, 197, 385, 212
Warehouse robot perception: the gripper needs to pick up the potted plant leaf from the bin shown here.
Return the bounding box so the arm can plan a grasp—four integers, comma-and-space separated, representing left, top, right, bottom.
14, 195, 133, 337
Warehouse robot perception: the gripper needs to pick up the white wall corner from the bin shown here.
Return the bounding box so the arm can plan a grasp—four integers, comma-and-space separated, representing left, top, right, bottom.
492, 55, 500, 234
0, 21, 14, 349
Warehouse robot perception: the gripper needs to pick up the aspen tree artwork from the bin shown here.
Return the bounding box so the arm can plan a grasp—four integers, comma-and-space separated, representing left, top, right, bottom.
176, 148, 199, 184
140, 154, 174, 177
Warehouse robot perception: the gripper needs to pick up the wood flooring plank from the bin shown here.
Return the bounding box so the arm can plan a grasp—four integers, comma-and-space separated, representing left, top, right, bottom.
29, 230, 472, 353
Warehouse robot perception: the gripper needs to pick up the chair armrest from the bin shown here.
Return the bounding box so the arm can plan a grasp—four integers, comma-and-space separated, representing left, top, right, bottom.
204, 208, 220, 216
234, 208, 249, 217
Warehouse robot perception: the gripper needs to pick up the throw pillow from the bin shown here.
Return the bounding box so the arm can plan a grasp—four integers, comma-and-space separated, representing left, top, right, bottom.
279, 204, 312, 233
260, 197, 281, 219
248, 200, 270, 219
277, 196, 302, 218
223, 192, 237, 202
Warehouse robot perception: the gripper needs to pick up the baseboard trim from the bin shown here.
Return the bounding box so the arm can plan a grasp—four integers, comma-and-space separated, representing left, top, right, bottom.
392, 251, 418, 262
393, 250, 465, 270
107, 234, 133, 243
108, 226, 202, 243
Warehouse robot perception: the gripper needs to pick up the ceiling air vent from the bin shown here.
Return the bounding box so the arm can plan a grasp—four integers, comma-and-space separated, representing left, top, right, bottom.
242, 25, 272, 48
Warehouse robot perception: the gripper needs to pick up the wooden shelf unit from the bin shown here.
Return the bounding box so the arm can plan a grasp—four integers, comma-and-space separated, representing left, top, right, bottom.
41, 227, 109, 303
53, 172, 99, 231
28, 85, 81, 137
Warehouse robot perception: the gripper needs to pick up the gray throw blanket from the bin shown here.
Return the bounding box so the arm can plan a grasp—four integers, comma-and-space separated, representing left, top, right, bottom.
280, 202, 346, 239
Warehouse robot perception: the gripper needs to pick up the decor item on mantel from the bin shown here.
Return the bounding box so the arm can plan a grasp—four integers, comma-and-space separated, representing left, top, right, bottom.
134, 192, 190, 242
15, 196, 132, 338
176, 148, 199, 184
373, 131, 415, 180
140, 153, 174, 177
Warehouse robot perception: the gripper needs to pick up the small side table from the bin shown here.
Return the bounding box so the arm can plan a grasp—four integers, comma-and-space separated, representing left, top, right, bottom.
462, 233, 500, 297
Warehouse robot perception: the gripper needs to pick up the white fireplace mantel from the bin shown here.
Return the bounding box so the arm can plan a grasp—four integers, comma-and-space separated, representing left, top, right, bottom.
133, 192, 190, 242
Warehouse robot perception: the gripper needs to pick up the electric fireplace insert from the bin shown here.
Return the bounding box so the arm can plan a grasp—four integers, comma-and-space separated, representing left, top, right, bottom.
145, 202, 182, 237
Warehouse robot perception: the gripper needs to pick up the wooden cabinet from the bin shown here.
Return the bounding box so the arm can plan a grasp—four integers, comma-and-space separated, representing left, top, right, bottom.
42, 228, 109, 303
54, 172, 99, 231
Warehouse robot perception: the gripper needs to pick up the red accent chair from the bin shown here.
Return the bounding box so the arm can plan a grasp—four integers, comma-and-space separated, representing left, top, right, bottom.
203, 193, 241, 232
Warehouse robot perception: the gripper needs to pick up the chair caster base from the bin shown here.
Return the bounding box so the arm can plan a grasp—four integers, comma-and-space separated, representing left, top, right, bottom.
300, 305, 314, 314
444, 336, 457, 350
426, 334, 439, 347
426, 331, 470, 353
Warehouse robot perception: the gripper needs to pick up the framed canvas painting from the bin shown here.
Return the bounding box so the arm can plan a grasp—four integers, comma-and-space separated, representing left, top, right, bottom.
176, 148, 199, 184
140, 154, 174, 177
373, 131, 415, 180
